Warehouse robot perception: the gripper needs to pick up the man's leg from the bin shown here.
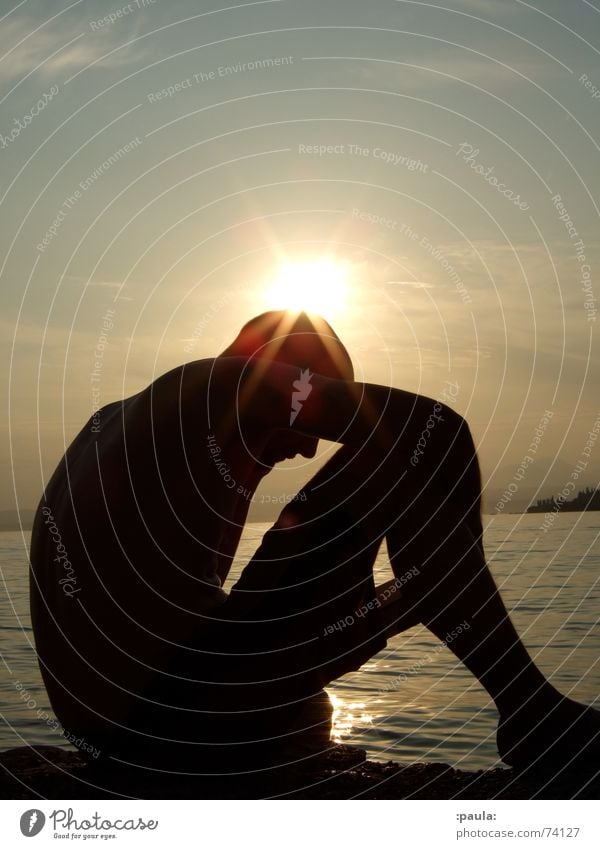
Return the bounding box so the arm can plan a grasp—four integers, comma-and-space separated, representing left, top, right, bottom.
291, 397, 599, 768
221, 502, 389, 757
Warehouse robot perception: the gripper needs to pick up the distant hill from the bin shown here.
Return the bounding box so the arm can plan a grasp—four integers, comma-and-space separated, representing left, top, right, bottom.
527, 486, 600, 514
0, 509, 36, 531
483, 456, 599, 514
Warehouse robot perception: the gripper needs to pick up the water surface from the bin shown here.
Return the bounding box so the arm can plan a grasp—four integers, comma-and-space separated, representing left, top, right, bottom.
1, 513, 598, 770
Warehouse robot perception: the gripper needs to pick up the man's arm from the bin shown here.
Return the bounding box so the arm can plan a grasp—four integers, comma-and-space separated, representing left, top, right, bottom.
203, 355, 444, 453
214, 491, 252, 583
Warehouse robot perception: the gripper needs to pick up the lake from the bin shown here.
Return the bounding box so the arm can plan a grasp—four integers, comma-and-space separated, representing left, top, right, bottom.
1, 512, 598, 770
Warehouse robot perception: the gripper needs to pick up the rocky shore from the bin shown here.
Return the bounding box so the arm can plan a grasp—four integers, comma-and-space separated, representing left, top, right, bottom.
1, 744, 598, 799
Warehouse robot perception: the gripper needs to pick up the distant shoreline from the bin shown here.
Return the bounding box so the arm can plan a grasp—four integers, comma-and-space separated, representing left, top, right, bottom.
526, 486, 600, 514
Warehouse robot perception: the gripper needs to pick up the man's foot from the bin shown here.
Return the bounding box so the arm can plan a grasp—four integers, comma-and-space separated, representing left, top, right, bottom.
497, 697, 600, 770
276, 690, 335, 763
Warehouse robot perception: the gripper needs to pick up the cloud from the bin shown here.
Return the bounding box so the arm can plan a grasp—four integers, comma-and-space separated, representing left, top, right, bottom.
61, 276, 136, 301
0, 8, 151, 85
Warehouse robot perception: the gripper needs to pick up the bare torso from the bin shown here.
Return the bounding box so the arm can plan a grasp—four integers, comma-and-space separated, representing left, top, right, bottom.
29, 358, 275, 735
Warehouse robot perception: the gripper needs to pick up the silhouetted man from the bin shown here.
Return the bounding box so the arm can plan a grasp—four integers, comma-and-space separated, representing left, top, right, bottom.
30, 310, 600, 773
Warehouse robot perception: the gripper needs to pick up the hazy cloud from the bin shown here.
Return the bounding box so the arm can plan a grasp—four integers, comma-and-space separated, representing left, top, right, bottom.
0, 8, 152, 84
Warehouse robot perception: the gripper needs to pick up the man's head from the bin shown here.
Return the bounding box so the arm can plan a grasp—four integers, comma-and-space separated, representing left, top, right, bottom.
220, 310, 354, 381
220, 310, 354, 464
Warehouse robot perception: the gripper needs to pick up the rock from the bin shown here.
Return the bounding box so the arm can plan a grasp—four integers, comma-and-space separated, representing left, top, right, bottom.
0, 744, 598, 799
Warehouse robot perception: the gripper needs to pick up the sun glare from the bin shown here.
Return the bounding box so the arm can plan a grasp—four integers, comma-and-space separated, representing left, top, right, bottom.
263, 259, 350, 320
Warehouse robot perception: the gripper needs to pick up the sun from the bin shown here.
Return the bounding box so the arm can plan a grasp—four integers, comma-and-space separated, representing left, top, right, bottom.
262, 258, 350, 320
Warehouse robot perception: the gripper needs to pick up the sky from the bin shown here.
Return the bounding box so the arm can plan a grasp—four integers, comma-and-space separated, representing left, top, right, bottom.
1, 0, 599, 515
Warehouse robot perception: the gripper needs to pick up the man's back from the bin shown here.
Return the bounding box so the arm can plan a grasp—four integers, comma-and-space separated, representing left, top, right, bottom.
29, 359, 233, 739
